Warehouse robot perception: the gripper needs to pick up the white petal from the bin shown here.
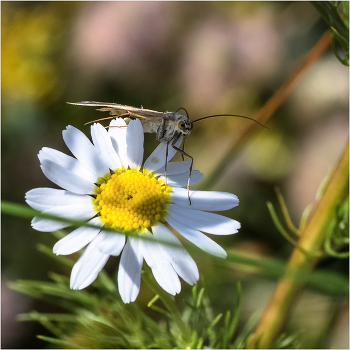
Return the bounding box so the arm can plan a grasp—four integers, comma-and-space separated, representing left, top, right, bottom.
31, 200, 96, 232
167, 204, 240, 235
143, 137, 183, 172
97, 230, 126, 256
118, 237, 143, 303
63, 125, 109, 176
161, 170, 203, 187
41, 197, 94, 219
140, 231, 181, 295
70, 234, 110, 290
31, 216, 71, 232
40, 159, 95, 194
108, 118, 128, 167
155, 160, 191, 176
90, 123, 122, 170
170, 188, 239, 211
53, 217, 102, 255
153, 223, 199, 285
25, 188, 89, 211
38, 147, 96, 182
126, 119, 144, 169
165, 215, 227, 258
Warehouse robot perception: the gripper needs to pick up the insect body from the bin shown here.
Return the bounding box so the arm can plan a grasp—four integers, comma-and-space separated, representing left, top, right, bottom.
68, 101, 193, 145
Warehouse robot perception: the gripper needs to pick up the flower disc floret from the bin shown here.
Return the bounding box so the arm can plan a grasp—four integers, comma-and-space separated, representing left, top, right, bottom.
93, 167, 171, 233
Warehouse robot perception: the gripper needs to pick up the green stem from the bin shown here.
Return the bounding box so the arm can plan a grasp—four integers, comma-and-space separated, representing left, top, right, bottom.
247, 140, 349, 349
274, 187, 300, 236
312, 2, 349, 41
266, 202, 299, 247
141, 267, 191, 342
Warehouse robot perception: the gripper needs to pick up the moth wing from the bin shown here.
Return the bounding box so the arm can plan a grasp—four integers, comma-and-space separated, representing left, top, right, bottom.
67, 101, 165, 120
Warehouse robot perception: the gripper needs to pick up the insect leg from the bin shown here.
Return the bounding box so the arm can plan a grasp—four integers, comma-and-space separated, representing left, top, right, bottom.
181, 138, 186, 161
171, 141, 193, 205
165, 142, 169, 188
84, 112, 131, 126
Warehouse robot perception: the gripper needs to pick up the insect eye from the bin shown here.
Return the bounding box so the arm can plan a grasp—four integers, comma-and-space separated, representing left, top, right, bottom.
179, 122, 185, 130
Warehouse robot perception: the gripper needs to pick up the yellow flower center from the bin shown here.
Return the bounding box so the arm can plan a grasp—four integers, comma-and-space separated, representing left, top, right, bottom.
93, 167, 171, 233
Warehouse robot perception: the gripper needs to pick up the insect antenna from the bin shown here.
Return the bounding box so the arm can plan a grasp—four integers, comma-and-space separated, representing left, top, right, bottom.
176, 107, 189, 119
192, 114, 269, 128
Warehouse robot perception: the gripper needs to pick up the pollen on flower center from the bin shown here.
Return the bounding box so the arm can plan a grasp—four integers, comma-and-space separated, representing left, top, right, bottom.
93, 167, 171, 233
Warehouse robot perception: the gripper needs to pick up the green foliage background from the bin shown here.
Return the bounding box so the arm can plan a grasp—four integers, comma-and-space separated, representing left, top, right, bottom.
1, 1, 348, 349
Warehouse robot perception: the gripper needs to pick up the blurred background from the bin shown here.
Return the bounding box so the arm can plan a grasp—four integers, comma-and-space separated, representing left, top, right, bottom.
2, 1, 348, 348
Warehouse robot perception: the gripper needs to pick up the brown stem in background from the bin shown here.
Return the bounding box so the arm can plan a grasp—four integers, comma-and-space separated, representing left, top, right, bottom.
247, 140, 349, 349
199, 31, 331, 190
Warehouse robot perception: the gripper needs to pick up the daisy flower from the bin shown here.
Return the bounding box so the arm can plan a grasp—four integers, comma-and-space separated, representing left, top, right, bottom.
25, 118, 240, 303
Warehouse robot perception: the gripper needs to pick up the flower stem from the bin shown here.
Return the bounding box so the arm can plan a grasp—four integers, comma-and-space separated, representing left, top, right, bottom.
141, 267, 192, 342
247, 140, 349, 349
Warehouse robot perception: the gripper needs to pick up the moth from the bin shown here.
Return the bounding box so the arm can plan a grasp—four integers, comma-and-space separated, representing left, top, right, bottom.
68, 101, 194, 160
68, 101, 265, 203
